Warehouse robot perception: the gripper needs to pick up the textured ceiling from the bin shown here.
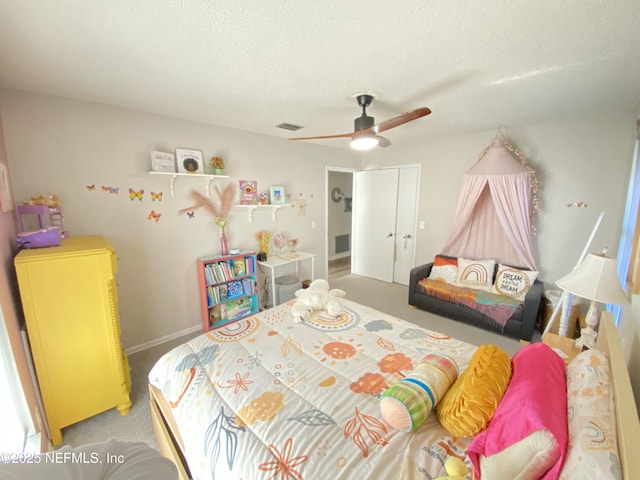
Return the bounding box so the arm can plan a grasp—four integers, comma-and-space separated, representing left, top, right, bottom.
1, 1, 639, 149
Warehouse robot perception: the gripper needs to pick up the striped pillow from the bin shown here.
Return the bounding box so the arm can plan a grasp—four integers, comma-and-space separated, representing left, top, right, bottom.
379, 354, 458, 431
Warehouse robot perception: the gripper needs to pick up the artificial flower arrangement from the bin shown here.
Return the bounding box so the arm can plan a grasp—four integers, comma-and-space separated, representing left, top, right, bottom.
210, 156, 225, 173
180, 183, 236, 255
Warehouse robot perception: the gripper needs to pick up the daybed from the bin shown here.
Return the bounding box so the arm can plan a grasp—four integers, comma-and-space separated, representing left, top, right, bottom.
147, 297, 639, 480
409, 256, 544, 341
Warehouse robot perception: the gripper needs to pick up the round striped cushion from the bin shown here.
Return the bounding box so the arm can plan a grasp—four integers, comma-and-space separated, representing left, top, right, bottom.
379, 354, 458, 431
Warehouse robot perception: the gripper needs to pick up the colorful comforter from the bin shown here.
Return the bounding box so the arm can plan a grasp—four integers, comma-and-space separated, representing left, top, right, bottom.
417, 278, 522, 329
148, 298, 477, 480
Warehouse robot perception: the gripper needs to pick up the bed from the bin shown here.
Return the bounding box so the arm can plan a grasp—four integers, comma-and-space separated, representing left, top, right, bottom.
148, 299, 640, 479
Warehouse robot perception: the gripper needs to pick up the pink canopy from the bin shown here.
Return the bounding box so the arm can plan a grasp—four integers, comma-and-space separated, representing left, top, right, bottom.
440, 140, 537, 270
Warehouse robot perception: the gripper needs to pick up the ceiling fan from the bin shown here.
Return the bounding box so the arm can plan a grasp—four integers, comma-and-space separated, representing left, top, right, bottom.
289, 94, 431, 150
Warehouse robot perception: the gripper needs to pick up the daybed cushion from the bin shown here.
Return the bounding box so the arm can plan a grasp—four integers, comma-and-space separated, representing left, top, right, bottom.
379, 353, 458, 432
456, 257, 495, 290
427, 255, 458, 284
436, 345, 511, 438
560, 349, 622, 479
492, 263, 539, 301
467, 343, 568, 480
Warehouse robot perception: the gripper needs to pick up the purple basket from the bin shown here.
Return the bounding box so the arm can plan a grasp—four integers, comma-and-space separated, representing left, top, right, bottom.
16, 229, 62, 249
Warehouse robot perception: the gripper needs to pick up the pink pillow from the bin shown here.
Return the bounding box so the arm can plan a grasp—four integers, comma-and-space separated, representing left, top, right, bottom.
467, 343, 568, 480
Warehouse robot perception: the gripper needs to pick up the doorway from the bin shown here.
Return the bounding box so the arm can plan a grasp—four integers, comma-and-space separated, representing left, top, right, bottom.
325, 165, 420, 285
326, 168, 356, 282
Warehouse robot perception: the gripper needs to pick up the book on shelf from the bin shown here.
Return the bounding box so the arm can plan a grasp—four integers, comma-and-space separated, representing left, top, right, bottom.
226, 280, 244, 299
219, 283, 228, 301
225, 297, 252, 320
231, 258, 246, 276
245, 256, 256, 274
241, 278, 256, 295
209, 305, 222, 326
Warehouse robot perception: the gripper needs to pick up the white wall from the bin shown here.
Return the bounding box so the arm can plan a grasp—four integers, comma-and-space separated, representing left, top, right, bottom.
0, 90, 359, 350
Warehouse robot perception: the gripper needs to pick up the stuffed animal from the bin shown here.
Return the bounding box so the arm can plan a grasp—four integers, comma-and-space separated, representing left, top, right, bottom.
290, 279, 346, 323
434, 456, 468, 480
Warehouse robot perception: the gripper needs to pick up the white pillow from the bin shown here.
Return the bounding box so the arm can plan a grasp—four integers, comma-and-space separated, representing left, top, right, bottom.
492, 264, 539, 301
456, 257, 495, 290
479, 429, 560, 480
427, 255, 458, 284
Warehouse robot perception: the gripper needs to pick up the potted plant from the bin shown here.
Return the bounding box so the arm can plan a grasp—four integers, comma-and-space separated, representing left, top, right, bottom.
210, 156, 225, 175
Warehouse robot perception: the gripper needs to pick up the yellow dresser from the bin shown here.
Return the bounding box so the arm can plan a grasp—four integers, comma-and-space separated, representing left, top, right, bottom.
14, 235, 131, 446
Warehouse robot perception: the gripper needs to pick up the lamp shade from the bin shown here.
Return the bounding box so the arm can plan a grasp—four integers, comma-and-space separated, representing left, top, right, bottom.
350, 133, 379, 151
556, 252, 629, 305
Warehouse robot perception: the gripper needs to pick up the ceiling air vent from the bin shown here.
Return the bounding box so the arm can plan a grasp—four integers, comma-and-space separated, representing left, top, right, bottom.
276, 123, 303, 131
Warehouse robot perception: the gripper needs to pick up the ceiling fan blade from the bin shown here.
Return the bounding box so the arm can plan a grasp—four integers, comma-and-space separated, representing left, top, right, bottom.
289, 132, 354, 141
370, 107, 431, 134
376, 135, 391, 148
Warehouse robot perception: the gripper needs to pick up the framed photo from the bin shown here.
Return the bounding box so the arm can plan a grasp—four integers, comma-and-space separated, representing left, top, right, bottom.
269, 185, 286, 205
150, 151, 176, 172
0, 162, 14, 213
239, 180, 258, 205
175, 148, 204, 174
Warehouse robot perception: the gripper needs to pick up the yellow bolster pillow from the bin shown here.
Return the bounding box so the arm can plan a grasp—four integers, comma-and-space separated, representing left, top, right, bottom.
436, 344, 512, 438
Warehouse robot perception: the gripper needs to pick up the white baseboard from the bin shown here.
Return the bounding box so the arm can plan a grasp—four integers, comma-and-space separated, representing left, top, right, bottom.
125, 324, 202, 355
328, 252, 351, 261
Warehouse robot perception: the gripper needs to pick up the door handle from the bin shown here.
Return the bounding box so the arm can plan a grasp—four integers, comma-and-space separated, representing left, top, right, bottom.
387, 233, 394, 238
403, 234, 412, 248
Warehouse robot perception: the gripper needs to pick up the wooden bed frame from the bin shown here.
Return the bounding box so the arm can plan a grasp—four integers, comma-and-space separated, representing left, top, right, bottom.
148, 311, 640, 479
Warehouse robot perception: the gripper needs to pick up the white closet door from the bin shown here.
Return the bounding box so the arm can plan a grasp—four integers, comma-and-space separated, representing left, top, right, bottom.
393, 166, 420, 285
353, 169, 399, 282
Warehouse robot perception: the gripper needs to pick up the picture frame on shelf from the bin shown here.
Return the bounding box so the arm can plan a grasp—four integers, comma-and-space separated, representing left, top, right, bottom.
0, 162, 14, 212
175, 148, 204, 174
239, 180, 258, 205
150, 151, 176, 173
269, 185, 286, 205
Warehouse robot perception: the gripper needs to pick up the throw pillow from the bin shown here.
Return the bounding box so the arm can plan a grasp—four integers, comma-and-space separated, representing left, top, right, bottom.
492, 264, 539, 301
559, 350, 621, 479
427, 255, 458, 284
436, 344, 511, 438
467, 343, 568, 480
456, 257, 495, 290
379, 353, 458, 432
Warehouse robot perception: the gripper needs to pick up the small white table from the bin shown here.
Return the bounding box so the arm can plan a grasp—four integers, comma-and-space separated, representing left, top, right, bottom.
258, 251, 316, 307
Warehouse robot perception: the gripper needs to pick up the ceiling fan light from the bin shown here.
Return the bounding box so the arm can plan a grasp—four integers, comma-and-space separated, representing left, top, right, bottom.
350, 134, 379, 151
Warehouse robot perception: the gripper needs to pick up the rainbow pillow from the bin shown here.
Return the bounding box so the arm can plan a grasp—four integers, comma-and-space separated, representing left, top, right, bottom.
456, 257, 496, 290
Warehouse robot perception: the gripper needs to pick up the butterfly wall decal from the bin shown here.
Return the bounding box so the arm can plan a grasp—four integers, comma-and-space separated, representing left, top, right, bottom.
148, 210, 161, 223
151, 191, 163, 201
86, 184, 96, 191
186, 211, 195, 219
129, 188, 144, 201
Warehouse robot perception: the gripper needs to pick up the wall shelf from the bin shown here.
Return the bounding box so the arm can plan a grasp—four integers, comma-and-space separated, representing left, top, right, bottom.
148, 171, 230, 197
233, 204, 290, 223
